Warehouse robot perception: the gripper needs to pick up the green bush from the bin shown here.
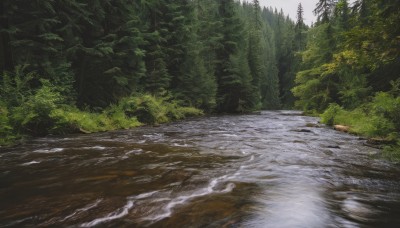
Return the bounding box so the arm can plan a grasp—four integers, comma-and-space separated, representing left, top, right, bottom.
0, 65, 35, 108
0, 102, 18, 145
10, 80, 63, 136
371, 92, 400, 132
117, 94, 203, 125
321, 103, 344, 126
50, 105, 142, 134
132, 94, 169, 124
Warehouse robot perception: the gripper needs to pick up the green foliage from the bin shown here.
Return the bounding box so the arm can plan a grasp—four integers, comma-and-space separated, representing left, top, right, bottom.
320, 103, 343, 126
382, 144, 400, 163
371, 92, 400, 132
0, 102, 17, 145
50, 106, 142, 135
0, 65, 35, 107
1, 0, 300, 144
321, 91, 399, 138
0, 67, 202, 145
117, 94, 203, 125
10, 79, 64, 136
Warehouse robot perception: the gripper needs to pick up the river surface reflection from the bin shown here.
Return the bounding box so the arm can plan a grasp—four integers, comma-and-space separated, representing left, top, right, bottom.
1, 111, 400, 227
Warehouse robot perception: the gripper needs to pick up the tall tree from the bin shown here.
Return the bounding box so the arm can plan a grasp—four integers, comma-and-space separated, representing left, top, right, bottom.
314, 0, 336, 24
173, 0, 217, 111
141, 0, 171, 94
215, 0, 255, 112
246, 0, 264, 108
295, 3, 306, 51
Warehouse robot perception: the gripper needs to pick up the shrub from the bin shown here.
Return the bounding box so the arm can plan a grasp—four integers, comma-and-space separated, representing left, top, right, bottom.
50, 105, 142, 134
371, 92, 400, 132
10, 80, 63, 136
117, 94, 203, 125
321, 103, 344, 126
0, 102, 18, 145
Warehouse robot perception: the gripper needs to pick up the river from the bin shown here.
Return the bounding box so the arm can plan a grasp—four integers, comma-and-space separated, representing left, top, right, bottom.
1, 111, 400, 227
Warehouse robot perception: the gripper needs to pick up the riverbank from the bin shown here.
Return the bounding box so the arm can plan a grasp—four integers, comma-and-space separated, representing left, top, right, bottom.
318, 93, 400, 161
0, 92, 203, 147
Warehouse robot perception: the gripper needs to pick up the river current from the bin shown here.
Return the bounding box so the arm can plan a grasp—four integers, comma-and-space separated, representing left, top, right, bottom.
1, 111, 400, 227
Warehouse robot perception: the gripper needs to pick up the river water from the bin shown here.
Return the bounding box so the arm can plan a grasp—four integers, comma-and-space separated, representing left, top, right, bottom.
1, 111, 400, 227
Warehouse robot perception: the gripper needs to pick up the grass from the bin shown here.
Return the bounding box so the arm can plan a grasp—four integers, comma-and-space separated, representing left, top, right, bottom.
320, 95, 400, 162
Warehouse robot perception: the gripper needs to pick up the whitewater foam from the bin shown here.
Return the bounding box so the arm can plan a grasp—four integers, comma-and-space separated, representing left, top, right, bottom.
21, 160, 40, 166
33, 148, 64, 153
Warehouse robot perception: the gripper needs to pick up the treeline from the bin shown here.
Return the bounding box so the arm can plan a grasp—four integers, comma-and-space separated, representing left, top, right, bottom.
0, 0, 299, 144
293, 0, 400, 156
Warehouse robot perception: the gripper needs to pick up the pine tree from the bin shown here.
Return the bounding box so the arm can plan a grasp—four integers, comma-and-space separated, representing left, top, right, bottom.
295, 3, 306, 51
2, 0, 76, 101
140, 0, 171, 94
68, 0, 146, 107
336, 0, 350, 31
172, 0, 217, 111
215, 0, 255, 112
246, 0, 264, 109
314, 0, 336, 24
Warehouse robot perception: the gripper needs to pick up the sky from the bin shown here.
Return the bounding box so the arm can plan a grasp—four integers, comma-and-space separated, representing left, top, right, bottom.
256, 0, 356, 25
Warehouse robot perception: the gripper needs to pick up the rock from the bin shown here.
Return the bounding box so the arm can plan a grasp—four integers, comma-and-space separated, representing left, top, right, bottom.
294, 129, 313, 133
326, 145, 340, 149
334, 125, 350, 133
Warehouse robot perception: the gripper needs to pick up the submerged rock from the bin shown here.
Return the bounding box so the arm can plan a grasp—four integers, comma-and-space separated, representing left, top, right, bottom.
295, 129, 313, 133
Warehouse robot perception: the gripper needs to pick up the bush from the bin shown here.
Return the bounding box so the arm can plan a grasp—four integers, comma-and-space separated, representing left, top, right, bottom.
321, 103, 344, 126
10, 80, 64, 136
0, 102, 18, 145
50, 105, 142, 134
371, 92, 400, 132
117, 94, 203, 125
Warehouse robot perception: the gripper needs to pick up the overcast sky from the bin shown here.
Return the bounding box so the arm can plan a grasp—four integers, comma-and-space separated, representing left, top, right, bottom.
255, 0, 356, 25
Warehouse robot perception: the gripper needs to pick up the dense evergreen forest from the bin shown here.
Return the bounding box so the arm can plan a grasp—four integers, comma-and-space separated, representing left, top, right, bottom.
0, 0, 399, 156
0, 0, 300, 144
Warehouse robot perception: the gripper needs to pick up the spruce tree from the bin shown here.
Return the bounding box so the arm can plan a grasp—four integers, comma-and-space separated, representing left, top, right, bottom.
215, 0, 254, 112
295, 3, 306, 51
141, 0, 171, 94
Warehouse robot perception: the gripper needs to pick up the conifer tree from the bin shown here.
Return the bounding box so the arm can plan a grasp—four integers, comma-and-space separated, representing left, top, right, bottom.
295, 3, 306, 51
141, 0, 171, 94
215, 0, 255, 112
246, 0, 264, 108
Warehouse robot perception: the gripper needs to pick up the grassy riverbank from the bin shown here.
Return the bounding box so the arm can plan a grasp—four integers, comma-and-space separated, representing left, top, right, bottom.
0, 79, 203, 146
319, 91, 400, 161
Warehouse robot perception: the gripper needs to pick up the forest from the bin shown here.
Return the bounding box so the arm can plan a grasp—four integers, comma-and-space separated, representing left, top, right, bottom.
0, 0, 399, 156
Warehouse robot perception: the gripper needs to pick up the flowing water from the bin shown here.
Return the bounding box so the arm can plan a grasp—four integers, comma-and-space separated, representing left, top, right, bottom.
1, 111, 400, 227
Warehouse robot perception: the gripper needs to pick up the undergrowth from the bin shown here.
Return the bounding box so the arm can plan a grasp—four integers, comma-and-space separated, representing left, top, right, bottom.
320, 88, 400, 161
0, 69, 203, 146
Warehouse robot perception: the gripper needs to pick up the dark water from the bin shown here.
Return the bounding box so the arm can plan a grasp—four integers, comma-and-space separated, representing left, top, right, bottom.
1, 111, 400, 227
